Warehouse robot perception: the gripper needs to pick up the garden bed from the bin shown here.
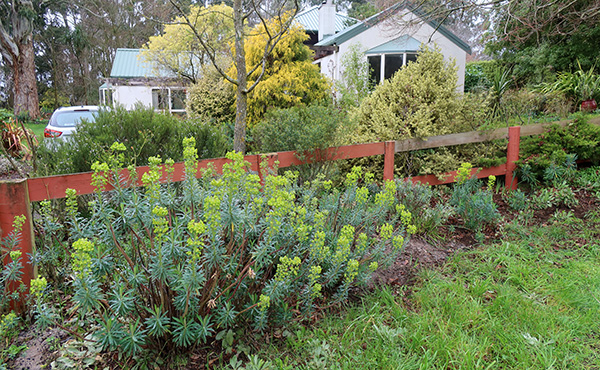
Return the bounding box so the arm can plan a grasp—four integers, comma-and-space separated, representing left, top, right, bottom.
6, 176, 599, 369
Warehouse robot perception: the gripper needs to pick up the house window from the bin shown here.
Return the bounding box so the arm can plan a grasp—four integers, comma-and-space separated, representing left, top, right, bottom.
368, 56, 381, 87
153, 87, 187, 113
152, 88, 169, 110
170, 89, 186, 112
368, 52, 418, 84
99, 88, 114, 107
384, 54, 404, 80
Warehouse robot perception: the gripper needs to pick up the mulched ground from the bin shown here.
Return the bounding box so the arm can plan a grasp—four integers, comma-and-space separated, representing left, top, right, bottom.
0, 155, 32, 181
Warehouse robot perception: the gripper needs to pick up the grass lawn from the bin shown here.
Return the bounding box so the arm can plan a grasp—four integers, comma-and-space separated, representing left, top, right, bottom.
251, 201, 600, 369
23, 122, 46, 141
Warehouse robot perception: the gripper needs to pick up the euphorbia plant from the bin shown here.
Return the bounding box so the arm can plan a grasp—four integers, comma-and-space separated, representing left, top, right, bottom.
31, 138, 414, 356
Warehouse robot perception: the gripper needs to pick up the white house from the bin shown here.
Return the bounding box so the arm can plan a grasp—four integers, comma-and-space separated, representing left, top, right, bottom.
100, 2, 471, 111
99, 48, 187, 114
294, 5, 358, 47
313, 0, 471, 90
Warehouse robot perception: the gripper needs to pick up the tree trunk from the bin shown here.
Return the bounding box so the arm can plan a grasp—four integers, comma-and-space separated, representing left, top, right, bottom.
13, 35, 40, 119
233, 0, 247, 154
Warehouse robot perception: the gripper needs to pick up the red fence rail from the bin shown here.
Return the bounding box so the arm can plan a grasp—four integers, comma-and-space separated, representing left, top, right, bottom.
1, 117, 599, 311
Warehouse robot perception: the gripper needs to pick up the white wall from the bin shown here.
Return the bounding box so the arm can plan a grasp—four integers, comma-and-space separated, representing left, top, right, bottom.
320, 9, 468, 91
113, 86, 153, 110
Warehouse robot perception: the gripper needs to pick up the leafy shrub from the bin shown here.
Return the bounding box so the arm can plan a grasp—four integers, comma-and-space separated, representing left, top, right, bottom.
36, 106, 230, 175
348, 46, 498, 178
464, 61, 497, 93
395, 180, 452, 236
540, 90, 573, 118
354, 45, 466, 142
186, 69, 236, 126
252, 103, 348, 153
518, 114, 600, 184
500, 89, 545, 124
39, 89, 70, 111
538, 62, 600, 104
450, 164, 500, 232
252, 103, 350, 182
31, 139, 414, 357
500, 88, 574, 123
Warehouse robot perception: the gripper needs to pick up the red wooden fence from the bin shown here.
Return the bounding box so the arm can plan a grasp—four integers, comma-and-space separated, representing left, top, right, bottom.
1, 117, 598, 311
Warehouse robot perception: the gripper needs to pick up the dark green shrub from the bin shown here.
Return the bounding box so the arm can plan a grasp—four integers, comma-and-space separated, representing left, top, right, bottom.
252, 103, 347, 153
518, 114, 600, 184
464, 61, 497, 93
252, 103, 350, 182
30, 140, 414, 358
36, 106, 230, 175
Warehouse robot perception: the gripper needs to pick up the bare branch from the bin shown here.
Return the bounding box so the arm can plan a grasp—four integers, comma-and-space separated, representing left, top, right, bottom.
167, 0, 238, 86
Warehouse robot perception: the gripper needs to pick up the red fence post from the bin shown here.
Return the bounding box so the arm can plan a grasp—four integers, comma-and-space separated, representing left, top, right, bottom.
505, 126, 521, 190
383, 141, 395, 182
0, 179, 35, 313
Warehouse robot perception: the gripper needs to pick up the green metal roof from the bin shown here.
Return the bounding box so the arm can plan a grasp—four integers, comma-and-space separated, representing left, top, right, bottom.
365, 35, 420, 54
110, 48, 175, 78
315, 1, 471, 54
295, 6, 358, 33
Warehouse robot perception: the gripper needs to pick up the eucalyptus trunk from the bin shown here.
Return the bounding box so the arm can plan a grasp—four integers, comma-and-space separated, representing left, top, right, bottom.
0, 0, 40, 119
12, 35, 40, 119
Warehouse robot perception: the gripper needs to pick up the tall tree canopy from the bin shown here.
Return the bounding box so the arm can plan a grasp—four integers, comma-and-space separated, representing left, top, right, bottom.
142, 4, 235, 83
36, 0, 177, 107
487, 0, 600, 83
150, 4, 329, 128
168, 0, 301, 153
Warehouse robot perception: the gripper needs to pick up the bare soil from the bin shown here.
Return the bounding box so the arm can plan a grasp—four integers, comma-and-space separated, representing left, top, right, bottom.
10, 327, 68, 370
0, 155, 32, 181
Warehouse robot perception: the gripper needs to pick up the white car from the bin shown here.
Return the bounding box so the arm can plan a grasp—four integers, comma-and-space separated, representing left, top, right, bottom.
44, 106, 101, 140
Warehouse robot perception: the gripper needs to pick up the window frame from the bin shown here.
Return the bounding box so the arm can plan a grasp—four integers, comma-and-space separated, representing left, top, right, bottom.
152, 87, 187, 114
367, 52, 418, 84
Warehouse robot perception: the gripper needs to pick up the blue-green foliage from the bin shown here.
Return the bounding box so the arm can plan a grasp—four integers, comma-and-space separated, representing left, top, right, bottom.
450, 174, 500, 232
30, 140, 414, 356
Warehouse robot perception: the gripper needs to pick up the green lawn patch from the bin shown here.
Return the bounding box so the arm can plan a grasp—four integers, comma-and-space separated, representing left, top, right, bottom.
23, 122, 45, 141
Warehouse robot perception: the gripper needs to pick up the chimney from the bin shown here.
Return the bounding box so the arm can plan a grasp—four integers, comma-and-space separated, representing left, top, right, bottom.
319, 0, 336, 41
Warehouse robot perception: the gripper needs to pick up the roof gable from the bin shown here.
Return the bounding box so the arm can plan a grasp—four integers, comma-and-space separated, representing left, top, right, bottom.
110, 48, 175, 78
365, 35, 420, 54
295, 5, 358, 33
315, 2, 471, 54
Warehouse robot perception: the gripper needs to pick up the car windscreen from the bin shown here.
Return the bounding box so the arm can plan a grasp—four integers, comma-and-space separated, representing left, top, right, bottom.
52, 110, 97, 127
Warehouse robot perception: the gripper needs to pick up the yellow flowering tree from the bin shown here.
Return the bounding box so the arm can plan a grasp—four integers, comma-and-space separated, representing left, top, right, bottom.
241, 20, 331, 127
141, 4, 234, 83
